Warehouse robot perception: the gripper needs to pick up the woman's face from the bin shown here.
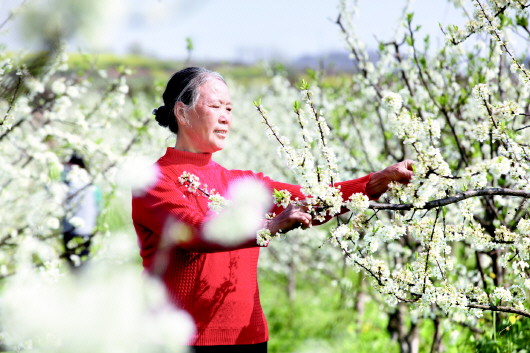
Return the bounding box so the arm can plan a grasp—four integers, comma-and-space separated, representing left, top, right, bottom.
175, 78, 232, 154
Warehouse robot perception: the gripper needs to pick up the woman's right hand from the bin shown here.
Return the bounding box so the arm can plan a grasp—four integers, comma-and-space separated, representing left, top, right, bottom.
265, 204, 313, 235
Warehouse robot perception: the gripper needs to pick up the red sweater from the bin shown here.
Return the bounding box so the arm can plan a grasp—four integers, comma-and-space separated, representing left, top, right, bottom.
132, 147, 372, 346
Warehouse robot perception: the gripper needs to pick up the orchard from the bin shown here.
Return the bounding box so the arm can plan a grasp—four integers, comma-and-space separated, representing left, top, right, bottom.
0, 0, 529, 352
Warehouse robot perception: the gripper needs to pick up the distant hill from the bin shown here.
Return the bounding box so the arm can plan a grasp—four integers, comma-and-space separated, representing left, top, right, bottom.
288, 50, 380, 73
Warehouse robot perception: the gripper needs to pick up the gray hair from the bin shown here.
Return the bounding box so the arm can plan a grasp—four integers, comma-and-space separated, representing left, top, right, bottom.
176, 69, 225, 110
154, 67, 226, 134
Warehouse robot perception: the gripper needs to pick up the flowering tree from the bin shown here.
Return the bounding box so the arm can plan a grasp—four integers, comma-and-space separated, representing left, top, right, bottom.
219, 0, 530, 351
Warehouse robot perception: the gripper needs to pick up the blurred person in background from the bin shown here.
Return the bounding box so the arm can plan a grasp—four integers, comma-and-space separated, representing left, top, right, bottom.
62, 153, 101, 269
132, 67, 413, 353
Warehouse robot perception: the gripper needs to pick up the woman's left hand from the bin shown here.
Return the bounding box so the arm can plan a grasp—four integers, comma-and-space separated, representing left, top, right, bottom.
365, 160, 414, 199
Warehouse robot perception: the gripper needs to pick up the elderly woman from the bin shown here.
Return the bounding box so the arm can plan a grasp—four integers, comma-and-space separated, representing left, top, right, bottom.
132, 67, 413, 353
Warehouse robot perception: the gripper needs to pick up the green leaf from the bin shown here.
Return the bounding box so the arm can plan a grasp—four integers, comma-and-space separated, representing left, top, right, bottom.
471, 142, 482, 158
406, 12, 414, 24
498, 13, 511, 28
137, 124, 148, 134
436, 94, 448, 106
419, 56, 427, 69
516, 14, 529, 28
48, 163, 61, 181
299, 79, 309, 90
293, 100, 301, 112
185, 37, 194, 51
253, 98, 262, 107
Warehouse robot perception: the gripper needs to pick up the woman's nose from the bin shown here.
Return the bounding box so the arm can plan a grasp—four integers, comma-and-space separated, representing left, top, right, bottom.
219, 112, 231, 124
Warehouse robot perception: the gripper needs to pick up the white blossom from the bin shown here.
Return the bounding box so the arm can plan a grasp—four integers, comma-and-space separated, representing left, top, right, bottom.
472, 83, 491, 101
382, 91, 403, 112
518, 219, 530, 235
492, 287, 513, 303
345, 192, 369, 213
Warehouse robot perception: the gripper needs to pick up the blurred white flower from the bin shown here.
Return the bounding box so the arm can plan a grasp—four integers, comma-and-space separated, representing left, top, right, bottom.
51, 79, 67, 95
1, 258, 195, 353
116, 156, 159, 196
45, 217, 60, 230
204, 178, 272, 246
68, 216, 85, 230
66, 85, 80, 98
118, 83, 129, 94
26, 78, 45, 94
65, 165, 91, 185
14, 238, 57, 269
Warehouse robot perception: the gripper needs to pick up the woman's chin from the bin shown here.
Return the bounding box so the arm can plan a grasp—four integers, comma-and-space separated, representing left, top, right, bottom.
211, 141, 227, 152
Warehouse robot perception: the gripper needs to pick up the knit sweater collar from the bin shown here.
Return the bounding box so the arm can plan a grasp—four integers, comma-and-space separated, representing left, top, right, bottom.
162, 147, 213, 166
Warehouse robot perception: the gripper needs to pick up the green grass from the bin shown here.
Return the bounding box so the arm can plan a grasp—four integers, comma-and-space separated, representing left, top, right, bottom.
259, 269, 530, 353
259, 272, 399, 353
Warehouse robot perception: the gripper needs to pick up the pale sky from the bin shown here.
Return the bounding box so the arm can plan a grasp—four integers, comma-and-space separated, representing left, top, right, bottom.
1, 0, 466, 62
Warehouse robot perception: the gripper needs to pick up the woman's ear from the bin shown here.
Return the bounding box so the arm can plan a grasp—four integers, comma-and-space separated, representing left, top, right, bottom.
174, 102, 190, 127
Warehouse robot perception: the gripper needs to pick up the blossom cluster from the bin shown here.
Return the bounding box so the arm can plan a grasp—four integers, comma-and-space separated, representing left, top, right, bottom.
178, 171, 230, 213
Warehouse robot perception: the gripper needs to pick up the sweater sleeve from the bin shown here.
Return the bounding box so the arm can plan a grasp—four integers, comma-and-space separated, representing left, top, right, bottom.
132, 175, 261, 256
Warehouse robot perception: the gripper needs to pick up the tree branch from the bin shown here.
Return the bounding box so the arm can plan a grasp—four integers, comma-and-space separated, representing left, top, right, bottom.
370, 188, 530, 210
466, 303, 530, 318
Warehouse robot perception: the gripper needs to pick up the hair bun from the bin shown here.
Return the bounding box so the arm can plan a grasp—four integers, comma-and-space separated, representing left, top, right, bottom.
153, 105, 171, 127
